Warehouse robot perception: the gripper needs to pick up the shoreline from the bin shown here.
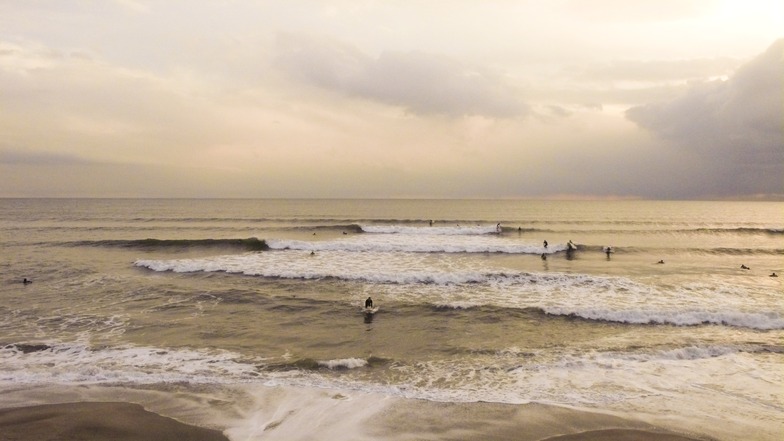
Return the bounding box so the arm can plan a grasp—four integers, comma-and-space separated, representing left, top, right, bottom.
0, 402, 229, 441
0, 385, 717, 441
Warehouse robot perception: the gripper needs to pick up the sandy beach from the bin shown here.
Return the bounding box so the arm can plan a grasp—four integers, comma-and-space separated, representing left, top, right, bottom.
0, 402, 229, 441
0, 392, 712, 441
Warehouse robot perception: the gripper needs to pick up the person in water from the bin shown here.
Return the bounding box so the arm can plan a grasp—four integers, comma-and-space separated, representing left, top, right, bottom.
365, 297, 373, 308
543, 240, 548, 248
22, 278, 32, 284
741, 264, 750, 270
770, 272, 778, 277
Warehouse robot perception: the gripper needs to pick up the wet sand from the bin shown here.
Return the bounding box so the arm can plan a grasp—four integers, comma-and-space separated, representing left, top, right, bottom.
0, 398, 711, 441
371, 400, 710, 441
0, 402, 229, 441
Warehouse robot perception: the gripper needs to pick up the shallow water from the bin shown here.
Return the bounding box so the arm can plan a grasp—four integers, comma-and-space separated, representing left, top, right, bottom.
1, 199, 782, 439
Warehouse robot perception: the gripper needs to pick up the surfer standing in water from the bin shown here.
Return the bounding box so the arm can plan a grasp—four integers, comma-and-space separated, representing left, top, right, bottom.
365, 297, 373, 308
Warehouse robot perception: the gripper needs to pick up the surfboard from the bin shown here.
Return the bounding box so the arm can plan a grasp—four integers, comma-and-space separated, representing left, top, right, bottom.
363, 306, 379, 314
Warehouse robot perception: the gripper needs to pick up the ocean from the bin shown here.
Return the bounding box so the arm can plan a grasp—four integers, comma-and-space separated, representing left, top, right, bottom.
1, 198, 782, 440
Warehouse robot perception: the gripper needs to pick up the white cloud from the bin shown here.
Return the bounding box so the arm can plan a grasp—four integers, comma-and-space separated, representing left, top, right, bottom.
274, 33, 528, 118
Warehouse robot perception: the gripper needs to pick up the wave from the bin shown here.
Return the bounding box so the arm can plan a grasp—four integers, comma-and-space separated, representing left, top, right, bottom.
266, 238, 570, 254
540, 306, 784, 330
569, 245, 783, 256
133, 255, 572, 284
262, 356, 391, 372
69, 238, 268, 251
133, 253, 782, 331
0, 342, 261, 384
413, 304, 784, 331
361, 224, 502, 235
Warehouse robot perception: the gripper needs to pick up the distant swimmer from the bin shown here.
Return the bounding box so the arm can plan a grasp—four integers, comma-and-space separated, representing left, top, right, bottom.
22, 278, 32, 284
741, 264, 750, 270
543, 240, 548, 248
310, 251, 315, 256
770, 272, 778, 277
657, 260, 664, 264
364, 297, 374, 308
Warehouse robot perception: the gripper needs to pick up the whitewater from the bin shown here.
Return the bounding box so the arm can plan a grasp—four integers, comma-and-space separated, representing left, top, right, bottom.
1, 198, 782, 440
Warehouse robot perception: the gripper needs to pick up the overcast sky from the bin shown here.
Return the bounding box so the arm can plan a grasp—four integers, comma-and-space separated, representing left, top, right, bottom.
1, 1, 782, 199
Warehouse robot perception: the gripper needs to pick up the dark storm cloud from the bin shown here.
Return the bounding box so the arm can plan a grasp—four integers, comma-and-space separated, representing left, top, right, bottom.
275, 33, 528, 118
626, 39, 784, 197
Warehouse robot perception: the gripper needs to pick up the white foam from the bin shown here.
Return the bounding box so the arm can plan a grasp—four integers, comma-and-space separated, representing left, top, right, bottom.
223, 385, 393, 441
266, 235, 564, 254
134, 251, 783, 331
361, 224, 500, 235
0, 342, 261, 384
542, 306, 784, 330
317, 358, 368, 370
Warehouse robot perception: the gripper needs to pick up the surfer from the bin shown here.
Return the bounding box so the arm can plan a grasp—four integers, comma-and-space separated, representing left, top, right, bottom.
543, 240, 548, 248
541, 253, 546, 260
364, 297, 373, 308
567, 240, 576, 251
741, 264, 750, 270
657, 260, 664, 264
770, 272, 778, 277
22, 278, 32, 284
496, 223, 501, 232
605, 246, 612, 258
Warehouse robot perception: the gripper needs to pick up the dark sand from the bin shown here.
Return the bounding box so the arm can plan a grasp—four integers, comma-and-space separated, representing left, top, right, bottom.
0, 402, 229, 441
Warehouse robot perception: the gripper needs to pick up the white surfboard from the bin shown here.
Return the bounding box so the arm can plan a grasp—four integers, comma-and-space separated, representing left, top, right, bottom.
363, 306, 379, 314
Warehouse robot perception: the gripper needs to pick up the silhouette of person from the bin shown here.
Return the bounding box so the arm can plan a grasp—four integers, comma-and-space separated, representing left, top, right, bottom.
364, 297, 373, 308
543, 240, 548, 248
22, 278, 32, 284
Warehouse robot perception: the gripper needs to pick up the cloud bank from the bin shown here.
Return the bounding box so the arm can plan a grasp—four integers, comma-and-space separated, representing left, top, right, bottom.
275, 34, 528, 118
626, 39, 784, 197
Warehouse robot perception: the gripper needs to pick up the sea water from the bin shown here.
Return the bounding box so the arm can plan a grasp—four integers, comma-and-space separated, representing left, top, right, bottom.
1, 199, 782, 439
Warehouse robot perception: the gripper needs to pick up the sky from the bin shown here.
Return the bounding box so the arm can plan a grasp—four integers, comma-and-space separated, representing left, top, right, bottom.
0, 0, 782, 199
